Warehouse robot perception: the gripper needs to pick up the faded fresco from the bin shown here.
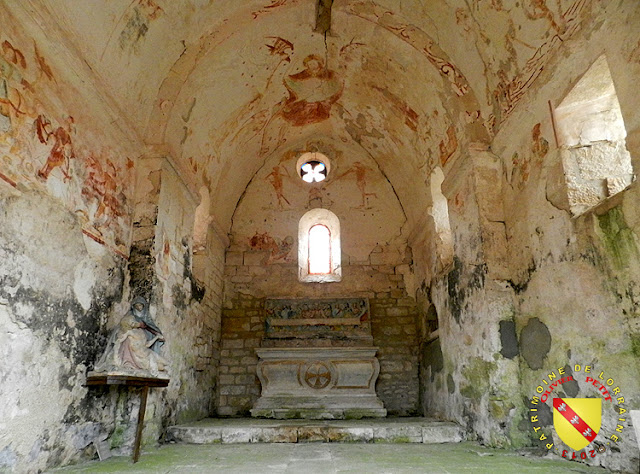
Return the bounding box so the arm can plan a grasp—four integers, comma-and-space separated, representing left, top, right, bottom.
339, 0, 595, 139
508, 122, 550, 189
335, 161, 378, 209
117, 0, 164, 52
230, 140, 407, 264
28, 0, 602, 211
487, 1, 590, 122
2, 1, 639, 471
0, 36, 132, 256
252, 0, 297, 19
259, 51, 345, 157
281, 54, 343, 127
265, 164, 291, 207
248, 231, 295, 263
439, 125, 458, 167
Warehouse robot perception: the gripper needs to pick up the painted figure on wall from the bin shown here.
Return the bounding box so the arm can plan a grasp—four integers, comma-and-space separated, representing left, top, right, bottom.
246, 49, 344, 158
92, 297, 167, 377
531, 122, 549, 159
281, 54, 343, 126
265, 165, 291, 207
0, 35, 132, 256
249, 231, 294, 262
35, 114, 75, 181
336, 161, 377, 209
439, 125, 458, 167
524, 0, 567, 34
81, 156, 127, 234
0, 41, 30, 135
266, 36, 293, 62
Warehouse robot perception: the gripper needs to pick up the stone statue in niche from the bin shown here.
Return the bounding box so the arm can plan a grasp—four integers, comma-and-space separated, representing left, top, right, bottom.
91, 297, 168, 378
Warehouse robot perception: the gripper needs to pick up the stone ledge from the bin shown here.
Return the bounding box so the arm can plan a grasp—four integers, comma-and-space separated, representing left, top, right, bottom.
250, 407, 387, 420
166, 418, 465, 445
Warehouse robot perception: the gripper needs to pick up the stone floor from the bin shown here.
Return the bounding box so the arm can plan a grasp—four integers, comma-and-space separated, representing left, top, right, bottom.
56, 442, 610, 473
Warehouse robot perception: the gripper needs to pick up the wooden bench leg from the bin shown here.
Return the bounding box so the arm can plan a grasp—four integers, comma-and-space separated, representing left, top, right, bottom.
133, 386, 149, 463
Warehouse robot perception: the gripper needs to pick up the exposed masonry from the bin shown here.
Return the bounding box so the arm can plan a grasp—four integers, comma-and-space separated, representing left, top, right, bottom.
219, 258, 420, 417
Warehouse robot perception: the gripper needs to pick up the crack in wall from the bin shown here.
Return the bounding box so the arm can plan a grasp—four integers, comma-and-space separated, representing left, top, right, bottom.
315, 0, 333, 36
316, 0, 333, 66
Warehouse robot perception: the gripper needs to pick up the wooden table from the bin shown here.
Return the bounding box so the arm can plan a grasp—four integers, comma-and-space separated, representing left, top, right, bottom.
85, 374, 169, 463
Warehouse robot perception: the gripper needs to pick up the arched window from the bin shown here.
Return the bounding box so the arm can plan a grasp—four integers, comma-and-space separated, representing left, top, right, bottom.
430, 167, 453, 269
308, 224, 331, 274
193, 186, 212, 255
553, 55, 634, 215
299, 209, 341, 282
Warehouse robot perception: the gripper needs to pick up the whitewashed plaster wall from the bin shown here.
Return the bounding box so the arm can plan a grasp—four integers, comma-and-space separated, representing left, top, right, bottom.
127, 158, 225, 443
0, 6, 135, 469
0, 7, 225, 473
419, 4, 640, 472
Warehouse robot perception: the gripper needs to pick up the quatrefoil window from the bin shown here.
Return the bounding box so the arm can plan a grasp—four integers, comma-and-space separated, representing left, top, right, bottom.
301, 161, 327, 183
296, 152, 330, 183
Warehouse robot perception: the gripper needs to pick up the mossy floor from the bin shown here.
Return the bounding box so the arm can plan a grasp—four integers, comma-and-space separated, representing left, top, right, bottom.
55, 441, 610, 473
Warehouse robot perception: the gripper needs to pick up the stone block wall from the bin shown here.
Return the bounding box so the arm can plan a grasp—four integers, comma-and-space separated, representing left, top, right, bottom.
192, 242, 225, 378
218, 260, 419, 417
218, 295, 263, 416
370, 291, 420, 414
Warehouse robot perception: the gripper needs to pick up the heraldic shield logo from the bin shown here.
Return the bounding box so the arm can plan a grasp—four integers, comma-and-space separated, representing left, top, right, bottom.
553, 398, 602, 451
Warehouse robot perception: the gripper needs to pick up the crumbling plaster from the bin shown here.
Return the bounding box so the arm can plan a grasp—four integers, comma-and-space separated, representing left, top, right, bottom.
0, 5, 225, 472
416, 4, 640, 472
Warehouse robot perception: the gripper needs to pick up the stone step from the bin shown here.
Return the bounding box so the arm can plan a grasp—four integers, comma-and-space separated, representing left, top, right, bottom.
167, 417, 465, 445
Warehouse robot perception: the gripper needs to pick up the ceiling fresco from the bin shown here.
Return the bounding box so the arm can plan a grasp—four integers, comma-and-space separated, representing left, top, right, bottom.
13, 0, 602, 229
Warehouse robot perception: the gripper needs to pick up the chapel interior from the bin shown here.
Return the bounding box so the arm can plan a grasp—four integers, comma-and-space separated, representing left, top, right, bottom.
1, 1, 639, 472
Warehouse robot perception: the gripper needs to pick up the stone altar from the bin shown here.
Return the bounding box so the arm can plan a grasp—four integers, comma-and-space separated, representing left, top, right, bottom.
251, 298, 386, 419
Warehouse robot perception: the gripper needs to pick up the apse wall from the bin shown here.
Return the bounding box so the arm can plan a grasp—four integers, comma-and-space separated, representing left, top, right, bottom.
0, 10, 223, 471
417, 4, 640, 472
219, 142, 421, 416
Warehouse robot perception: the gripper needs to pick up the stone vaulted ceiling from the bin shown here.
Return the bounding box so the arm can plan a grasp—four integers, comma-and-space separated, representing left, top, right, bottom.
18, 0, 598, 230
